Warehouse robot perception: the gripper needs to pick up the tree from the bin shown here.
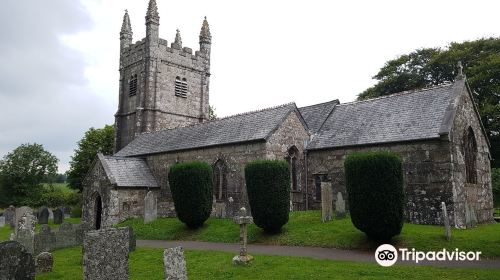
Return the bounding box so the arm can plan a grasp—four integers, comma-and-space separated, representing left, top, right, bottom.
358, 38, 500, 167
209, 105, 217, 120
67, 125, 115, 191
0, 143, 58, 206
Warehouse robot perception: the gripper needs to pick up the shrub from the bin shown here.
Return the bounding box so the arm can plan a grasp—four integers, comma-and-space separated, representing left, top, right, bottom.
492, 168, 500, 208
245, 160, 290, 233
168, 161, 213, 228
344, 151, 404, 241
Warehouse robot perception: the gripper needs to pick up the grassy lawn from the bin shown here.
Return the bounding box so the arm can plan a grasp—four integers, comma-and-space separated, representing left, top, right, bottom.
118, 211, 500, 257
0, 218, 81, 241
35, 246, 500, 280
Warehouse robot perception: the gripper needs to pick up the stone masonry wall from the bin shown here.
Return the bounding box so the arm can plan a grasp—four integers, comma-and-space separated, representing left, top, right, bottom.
307, 140, 456, 225
449, 86, 493, 227
82, 162, 113, 231
266, 111, 310, 210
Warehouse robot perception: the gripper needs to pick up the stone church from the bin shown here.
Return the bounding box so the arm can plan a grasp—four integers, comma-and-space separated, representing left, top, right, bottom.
82, 0, 494, 231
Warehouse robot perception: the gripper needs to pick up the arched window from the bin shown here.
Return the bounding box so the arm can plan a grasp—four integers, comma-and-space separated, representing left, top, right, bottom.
129, 74, 137, 96
213, 159, 227, 201
286, 146, 299, 191
464, 127, 478, 183
175, 76, 187, 97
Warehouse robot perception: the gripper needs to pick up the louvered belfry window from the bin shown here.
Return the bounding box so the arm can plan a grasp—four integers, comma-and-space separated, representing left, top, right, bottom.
175, 76, 188, 97
129, 74, 137, 96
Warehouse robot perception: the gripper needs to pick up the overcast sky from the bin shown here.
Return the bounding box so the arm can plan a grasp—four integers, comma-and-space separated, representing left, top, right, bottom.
0, 0, 498, 173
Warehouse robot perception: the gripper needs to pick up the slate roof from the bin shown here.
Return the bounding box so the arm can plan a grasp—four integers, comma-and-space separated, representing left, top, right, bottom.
307, 81, 464, 150
298, 100, 339, 133
115, 103, 300, 157
98, 154, 158, 187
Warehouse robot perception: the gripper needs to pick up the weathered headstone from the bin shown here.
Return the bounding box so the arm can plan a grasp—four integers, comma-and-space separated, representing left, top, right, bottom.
163, 247, 187, 280
321, 182, 333, 222
55, 223, 76, 249
0, 216, 5, 227
465, 202, 478, 229
48, 209, 54, 221
144, 191, 157, 223
53, 208, 64, 224
0, 241, 36, 279
441, 202, 451, 241
15, 206, 34, 231
38, 207, 49, 225
232, 207, 254, 265
125, 226, 136, 252
335, 192, 346, 219
4, 206, 15, 228
83, 227, 130, 280
34, 225, 56, 254
14, 213, 37, 254
35, 252, 53, 273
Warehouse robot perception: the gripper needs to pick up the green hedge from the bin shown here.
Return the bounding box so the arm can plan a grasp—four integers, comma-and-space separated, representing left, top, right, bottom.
345, 151, 404, 241
492, 168, 500, 208
168, 161, 213, 228
245, 160, 290, 233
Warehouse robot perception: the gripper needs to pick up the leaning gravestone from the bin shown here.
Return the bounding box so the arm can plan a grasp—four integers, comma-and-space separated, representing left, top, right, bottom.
4, 206, 15, 228
53, 208, 64, 224
321, 182, 333, 222
441, 202, 451, 241
335, 192, 346, 219
144, 191, 158, 223
35, 252, 53, 273
0, 241, 36, 279
164, 247, 187, 280
38, 207, 49, 225
83, 227, 130, 280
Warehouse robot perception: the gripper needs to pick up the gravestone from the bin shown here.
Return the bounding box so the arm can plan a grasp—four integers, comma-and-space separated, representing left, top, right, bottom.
34, 225, 56, 254
35, 252, 53, 273
55, 223, 76, 249
0, 216, 5, 227
465, 202, 478, 229
0, 241, 36, 280
48, 209, 54, 221
441, 202, 451, 241
144, 191, 157, 223
38, 207, 49, 225
15, 206, 34, 232
125, 226, 136, 252
163, 247, 187, 280
14, 213, 37, 254
335, 192, 346, 219
4, 206, 15, 228
83, 227, 130, 280
321, 182, 333, 222
53, 208, 64, 224
232, 207, 254, 265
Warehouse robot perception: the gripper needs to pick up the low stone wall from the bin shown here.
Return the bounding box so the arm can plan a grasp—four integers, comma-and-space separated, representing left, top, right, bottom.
33, 223, 83, 255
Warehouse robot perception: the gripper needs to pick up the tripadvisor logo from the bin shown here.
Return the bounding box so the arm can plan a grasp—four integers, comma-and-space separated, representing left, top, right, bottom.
374, 244, 482, 267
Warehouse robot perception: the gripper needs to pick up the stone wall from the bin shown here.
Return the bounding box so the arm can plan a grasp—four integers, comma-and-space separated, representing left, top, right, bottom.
307, 140, 456, 225
449, 85, 493, 227
81, 162, 114, 231
265, 110, 310, 210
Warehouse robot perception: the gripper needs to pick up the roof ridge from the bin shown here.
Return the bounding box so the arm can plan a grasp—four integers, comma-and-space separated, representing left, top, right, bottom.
341, 82, 454, 107
299, 99, 339, 109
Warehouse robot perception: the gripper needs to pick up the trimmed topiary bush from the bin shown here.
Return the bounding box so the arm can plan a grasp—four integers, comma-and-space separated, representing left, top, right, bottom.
344, 151, 404, 241
168, 161, 213, 228
245, 160, 290, 233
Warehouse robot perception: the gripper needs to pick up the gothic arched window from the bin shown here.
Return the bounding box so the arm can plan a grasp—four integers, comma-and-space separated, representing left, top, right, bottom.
175, 76, 187, 97
286, 146, 299, 191
213, 159, 227, 201
129, 74, 137, 96
464, 127, 478, 183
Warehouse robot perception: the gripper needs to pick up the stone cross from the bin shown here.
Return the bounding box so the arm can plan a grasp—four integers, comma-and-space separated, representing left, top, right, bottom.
321, 182, 333, 222
441, 202, 451, 241
335, 192, 346, 219
232, 207, 253, 265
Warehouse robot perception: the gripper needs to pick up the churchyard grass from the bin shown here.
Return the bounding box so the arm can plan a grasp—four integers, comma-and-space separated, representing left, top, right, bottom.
118, 211, 500, 257
36, 246, 500, 280
0, 218, 81, 241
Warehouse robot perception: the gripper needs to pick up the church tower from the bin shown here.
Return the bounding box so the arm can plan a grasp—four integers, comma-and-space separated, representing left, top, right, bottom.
114, 0, 211, 152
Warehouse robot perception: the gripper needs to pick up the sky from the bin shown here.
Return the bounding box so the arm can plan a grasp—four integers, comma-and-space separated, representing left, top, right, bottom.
0, 0, 498, 173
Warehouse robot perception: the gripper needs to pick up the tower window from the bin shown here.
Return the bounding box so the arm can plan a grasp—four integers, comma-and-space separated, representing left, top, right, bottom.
464, 127, 478, 183
213, 159, 227, 202
175, 76, 188, 97
129, 74, 137, 96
